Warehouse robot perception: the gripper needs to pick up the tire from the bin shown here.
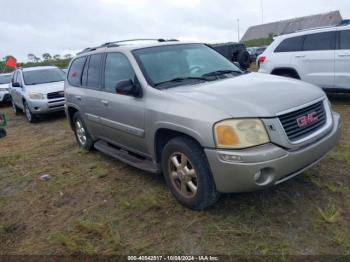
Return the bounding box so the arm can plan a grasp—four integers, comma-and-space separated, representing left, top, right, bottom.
279, 73, 299, 79
161, 136, 220, 210
11, 99, 21, 116
23, 101, 37, 123
73, 112, 93, 151
237, 50, 251, 70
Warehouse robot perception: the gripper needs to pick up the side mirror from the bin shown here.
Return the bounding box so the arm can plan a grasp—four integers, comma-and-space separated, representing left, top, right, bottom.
12, 82, 21, 88
115, 79, 142, 97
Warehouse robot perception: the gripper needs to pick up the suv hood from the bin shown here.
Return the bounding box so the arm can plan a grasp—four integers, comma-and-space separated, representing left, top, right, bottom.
26, 81, 64, 94
0, 83, 9, 90
165, 73, 325, 118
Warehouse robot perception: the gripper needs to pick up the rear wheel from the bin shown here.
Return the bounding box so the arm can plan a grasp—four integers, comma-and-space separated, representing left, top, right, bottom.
73, 112, 93, 151
162, 137, 220, 210
23, 101, 37, 123
11, 99, 20, 115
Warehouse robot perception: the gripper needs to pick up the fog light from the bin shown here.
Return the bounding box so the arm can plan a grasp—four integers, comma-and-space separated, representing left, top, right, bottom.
219, 154, 242, 162
254, 168, 274, 186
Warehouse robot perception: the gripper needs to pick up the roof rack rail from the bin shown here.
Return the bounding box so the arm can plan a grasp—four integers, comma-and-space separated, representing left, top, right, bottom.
295, 24, 338, 33
77, 39, 179, 55
101, 38, 179, 48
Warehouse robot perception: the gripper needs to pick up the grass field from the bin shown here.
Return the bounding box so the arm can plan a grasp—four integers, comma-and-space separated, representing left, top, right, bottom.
0, 92, 349, 256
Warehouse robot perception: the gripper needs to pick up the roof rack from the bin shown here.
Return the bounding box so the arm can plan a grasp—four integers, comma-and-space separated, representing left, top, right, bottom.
294, 21, 350, 34
295, 24, 338, 33
77, 38, 179, 55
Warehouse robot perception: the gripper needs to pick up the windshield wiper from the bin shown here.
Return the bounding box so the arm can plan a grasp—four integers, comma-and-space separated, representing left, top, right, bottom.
202, 70, 242, 77
154, 77, 209, 88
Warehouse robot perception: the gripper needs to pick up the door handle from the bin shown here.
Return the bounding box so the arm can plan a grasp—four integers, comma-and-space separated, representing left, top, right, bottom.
75, 95, 82, 101
338, 53, 350, 57
101, 100, 109, 106
295, 55, 306, 58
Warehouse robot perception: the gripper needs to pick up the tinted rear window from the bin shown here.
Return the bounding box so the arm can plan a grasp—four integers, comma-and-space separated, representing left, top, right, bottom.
86, 54, 103, 88
303, 31, 336, 51
275, 36, 304, 53
23, 68, 65, 86
68, 57, 86, 86
340, 30, 350, 49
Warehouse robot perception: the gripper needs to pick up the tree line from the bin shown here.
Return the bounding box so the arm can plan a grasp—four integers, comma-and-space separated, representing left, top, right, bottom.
0, 53, 74, 74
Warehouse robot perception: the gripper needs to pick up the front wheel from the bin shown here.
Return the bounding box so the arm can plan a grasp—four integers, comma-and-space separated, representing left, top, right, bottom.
162, 137, 220, 210
23, 101, 37, 123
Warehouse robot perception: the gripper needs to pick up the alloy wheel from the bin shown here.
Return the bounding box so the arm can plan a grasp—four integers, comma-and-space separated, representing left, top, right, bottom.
75, 120, 87, 145
25, 104, 32, 122
168, 152, 198, 199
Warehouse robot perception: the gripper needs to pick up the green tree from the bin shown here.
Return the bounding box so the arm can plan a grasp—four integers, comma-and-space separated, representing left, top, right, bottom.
42, 53, 52, 60
27, 53, 36, 62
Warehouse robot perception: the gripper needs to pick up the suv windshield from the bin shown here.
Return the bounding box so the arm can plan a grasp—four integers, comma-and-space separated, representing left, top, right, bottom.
0, 74, 11, 85
133, 44, 242, 88
23, 68, 65, 85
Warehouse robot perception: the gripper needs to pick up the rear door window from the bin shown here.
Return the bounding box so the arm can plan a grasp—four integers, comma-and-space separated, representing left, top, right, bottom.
303, 31, 336, 51
274, 36, 304, 53
339, 30, 350, 49
86, 54, 103, 88
68, 57, 86, 86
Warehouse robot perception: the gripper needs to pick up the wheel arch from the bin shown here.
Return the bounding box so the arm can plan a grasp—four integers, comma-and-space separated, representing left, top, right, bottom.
67, 105, 79, 130
153, 127, 205, 164
271, 67, 301, 79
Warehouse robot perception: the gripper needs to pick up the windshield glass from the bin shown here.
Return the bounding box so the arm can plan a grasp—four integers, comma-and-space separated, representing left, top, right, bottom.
0, 75, 11, 85
133, 44, 242, 88
23, 68, 65, 85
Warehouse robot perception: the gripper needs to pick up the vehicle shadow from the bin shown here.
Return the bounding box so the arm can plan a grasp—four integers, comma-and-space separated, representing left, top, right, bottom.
36, 111, 67, 123
326, 92, 350, 105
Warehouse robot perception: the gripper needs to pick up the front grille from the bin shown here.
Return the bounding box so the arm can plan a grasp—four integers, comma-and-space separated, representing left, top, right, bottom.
279, 101, 327, 142
47, 91, 64, 100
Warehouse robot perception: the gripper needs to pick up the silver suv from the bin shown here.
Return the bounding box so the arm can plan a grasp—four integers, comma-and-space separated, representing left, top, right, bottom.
65, 39, 341, 209
9, 66, 66, 122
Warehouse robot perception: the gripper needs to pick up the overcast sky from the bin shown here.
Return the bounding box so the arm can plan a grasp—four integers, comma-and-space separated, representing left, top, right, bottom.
1, 0, 349, 62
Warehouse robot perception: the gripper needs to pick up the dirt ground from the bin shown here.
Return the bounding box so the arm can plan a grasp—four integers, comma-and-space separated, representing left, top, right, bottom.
0, 93, 349, 256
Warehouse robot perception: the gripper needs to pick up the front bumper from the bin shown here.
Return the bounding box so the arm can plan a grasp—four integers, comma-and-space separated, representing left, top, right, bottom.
27, 98, 65, 114
205, 112, 342, 193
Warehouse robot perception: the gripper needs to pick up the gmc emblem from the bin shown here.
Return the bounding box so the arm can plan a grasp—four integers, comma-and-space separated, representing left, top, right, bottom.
297, 112, 318, 128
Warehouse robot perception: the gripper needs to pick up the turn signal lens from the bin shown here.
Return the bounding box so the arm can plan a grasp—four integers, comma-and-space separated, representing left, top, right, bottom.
215, 125, 240, 146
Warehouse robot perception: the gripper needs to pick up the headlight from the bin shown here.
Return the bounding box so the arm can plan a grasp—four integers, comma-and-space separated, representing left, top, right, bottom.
29, 92, 44, 100
214, 119, 269, 149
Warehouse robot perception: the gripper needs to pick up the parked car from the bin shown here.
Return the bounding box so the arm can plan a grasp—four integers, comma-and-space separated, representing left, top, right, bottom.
9, 66, 66, 123
258, 25, 350, 92
0, 73, 12, 105
247, 46, 267, 63
65, 39, 341, 210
